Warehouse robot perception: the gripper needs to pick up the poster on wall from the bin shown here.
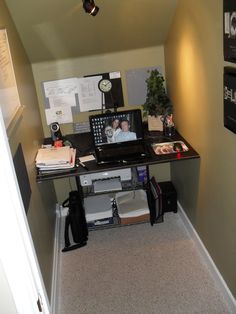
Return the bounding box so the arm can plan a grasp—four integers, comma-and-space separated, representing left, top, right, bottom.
224, 67, 236, 133
224, 0, 236, 62
0, 29, 22, 129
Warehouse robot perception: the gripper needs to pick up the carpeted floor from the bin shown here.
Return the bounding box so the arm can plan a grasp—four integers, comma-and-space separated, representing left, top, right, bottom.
57, 213, 233, 314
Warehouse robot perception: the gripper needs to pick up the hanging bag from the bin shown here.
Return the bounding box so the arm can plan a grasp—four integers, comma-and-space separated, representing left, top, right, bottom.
62, 191, 88, 252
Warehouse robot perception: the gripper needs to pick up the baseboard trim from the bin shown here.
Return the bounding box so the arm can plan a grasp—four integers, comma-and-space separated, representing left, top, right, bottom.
178, 201, 236, 312
51, 203, 61, 314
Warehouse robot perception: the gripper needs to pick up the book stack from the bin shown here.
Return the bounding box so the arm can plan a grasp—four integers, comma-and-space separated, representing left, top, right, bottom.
115, 190, 150, 225
35, 146, 76, 172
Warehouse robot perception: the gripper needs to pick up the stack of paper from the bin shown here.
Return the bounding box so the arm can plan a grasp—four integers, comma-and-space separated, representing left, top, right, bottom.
115, 190, 149, 218
35, 146, 76, 171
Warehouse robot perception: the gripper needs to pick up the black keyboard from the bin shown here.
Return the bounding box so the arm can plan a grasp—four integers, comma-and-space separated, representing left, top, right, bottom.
96, 143, 149, 163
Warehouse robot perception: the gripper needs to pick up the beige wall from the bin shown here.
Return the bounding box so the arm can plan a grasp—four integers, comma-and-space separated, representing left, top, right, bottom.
32, 46, 171, 203
32, 46, 165, 136
0, 0, 57, 300
165, 0, 236, 297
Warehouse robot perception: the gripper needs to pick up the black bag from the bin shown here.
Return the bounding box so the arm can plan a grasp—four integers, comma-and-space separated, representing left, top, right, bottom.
62, 191, 88, 252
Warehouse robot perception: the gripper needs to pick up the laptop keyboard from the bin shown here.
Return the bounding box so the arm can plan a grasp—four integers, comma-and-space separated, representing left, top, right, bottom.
97, 143, 148, 163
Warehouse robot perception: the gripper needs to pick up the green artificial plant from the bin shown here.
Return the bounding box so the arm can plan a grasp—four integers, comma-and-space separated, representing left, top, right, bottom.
143, 69, 172, 117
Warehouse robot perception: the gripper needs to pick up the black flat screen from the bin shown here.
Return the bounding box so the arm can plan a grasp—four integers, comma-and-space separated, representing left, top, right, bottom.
89, 109, 143, 147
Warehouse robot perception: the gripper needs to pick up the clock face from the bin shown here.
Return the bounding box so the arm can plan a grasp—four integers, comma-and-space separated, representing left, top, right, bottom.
98, 79, 112, 93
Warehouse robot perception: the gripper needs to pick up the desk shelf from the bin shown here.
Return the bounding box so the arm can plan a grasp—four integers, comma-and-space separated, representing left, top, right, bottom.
36, 128, 199, 184
82, 166, 152, 231
87, 218, 151, 231
81, 180, 145, 197
37, 127, 199, 233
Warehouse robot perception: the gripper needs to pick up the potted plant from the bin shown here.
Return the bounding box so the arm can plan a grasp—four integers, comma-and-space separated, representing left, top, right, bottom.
143, 69, 173, 131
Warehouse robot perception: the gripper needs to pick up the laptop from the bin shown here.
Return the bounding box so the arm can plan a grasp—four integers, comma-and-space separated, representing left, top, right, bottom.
89, 109, 149, 164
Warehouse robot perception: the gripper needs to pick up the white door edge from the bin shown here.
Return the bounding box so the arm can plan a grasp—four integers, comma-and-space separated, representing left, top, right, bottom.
0, 108, 50, 314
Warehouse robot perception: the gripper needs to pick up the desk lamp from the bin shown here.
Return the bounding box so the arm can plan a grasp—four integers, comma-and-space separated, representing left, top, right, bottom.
83, 0, 99, 16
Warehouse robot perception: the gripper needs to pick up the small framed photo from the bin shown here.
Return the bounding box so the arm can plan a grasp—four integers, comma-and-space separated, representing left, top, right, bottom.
224, 67, 236, 133
224, 0, 236, 62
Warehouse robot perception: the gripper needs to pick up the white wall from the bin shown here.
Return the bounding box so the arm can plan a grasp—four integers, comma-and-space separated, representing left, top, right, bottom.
0, 260, 17, 314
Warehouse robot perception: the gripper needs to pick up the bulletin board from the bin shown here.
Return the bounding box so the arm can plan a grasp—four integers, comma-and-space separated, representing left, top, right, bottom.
84, 71, 124, 109
42, 71, 124, 125
0, 29, 22, 130
125, 66, 162, 105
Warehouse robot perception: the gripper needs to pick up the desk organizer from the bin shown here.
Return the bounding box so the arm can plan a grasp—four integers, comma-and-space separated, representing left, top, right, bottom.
115, 190, 150, 225
152, 141, 188, 155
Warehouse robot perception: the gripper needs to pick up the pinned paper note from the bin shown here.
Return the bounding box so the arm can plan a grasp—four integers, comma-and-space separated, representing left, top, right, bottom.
45, 106, 73, 125
77, 76, 102, 112
79, 155, 95, 163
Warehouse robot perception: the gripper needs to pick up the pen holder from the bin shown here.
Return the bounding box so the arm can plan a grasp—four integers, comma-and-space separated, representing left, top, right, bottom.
163, 125, 175, 137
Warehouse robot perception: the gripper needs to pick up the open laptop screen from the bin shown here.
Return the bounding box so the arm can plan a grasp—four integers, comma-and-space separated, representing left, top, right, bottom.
89, 109, 143, 147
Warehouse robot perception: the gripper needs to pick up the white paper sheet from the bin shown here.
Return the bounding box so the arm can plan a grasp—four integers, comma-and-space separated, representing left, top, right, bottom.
43, 77, 78, 98
77, 76, 102, 112
45, 106, 73, 125
109, 71, 121, 79
43, 78, 77, 125
79, 155, 95, 163
48, 94, 76, 108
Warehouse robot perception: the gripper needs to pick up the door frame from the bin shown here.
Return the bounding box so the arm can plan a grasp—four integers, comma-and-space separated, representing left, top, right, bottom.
0, 109, 50, 314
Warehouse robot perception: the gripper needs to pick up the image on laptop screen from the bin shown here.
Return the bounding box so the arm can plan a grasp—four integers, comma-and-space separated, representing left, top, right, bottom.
89, 109, 143, 147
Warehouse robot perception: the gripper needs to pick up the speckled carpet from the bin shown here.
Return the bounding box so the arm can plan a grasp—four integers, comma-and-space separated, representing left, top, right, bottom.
57, 212, 233, 314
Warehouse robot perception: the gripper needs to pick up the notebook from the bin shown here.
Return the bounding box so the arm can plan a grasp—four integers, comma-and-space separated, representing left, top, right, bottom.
89, 109, 149, 164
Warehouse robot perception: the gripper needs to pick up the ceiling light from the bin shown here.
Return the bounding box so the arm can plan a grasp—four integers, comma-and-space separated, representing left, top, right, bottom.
83, 0, 99, 16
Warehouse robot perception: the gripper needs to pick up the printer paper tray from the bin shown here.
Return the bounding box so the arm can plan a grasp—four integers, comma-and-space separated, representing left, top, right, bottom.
93, 178, 122, 193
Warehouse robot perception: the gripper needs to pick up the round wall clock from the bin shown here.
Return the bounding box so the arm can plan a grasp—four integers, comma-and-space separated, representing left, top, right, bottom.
98, 78, 112, 93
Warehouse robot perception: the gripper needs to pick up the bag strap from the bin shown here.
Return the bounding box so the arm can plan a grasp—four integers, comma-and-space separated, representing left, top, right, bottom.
62, 241, 87, 252
63, 213, 71, 249
62, 197, 69, 208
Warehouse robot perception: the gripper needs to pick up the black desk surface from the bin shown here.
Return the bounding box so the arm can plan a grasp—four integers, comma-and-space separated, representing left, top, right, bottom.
36, 126, 199, 183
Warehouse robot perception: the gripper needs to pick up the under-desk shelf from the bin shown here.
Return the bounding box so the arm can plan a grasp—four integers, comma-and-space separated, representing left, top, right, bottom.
81, 180, 145, 197
87, 217, 152, 231
37, 127, 199, 232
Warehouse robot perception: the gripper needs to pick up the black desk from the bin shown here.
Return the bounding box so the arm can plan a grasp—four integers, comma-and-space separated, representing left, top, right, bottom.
36, 129, 199, 183
36, 127, 199, 229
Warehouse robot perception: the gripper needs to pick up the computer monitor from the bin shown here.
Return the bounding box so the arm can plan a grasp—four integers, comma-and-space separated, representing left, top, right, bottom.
89, 109, 144, 147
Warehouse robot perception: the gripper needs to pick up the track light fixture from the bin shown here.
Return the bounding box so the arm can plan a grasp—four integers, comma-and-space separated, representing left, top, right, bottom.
83, 0, 99, 16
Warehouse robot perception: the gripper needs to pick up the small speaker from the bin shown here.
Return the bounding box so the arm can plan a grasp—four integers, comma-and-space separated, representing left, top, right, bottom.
50, 122, 62, 141
158, 181, 177, 213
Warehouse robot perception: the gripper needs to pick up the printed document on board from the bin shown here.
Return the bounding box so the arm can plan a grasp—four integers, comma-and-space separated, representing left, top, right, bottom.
77, 76, 102, 112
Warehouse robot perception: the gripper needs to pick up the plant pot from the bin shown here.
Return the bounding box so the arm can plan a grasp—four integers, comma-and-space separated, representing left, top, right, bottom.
147, 115, 163, 131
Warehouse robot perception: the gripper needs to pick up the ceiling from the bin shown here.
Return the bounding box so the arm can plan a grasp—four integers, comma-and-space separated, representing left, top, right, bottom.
5, 0, 178, 64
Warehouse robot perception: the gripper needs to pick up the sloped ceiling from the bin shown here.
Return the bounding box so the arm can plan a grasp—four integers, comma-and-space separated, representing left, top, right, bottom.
5, 0, 178, 63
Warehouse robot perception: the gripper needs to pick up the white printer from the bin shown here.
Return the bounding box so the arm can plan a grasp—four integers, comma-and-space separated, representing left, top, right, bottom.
79, 168, 132, 186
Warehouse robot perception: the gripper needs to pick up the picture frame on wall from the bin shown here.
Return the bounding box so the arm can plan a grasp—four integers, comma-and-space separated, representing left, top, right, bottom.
224, 67, 236, 133
0, 29, 23, 135
224, 0, 236, 62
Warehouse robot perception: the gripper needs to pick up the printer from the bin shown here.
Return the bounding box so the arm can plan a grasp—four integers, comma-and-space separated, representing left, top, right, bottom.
79, 168, 132, 186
